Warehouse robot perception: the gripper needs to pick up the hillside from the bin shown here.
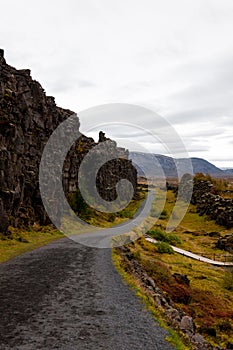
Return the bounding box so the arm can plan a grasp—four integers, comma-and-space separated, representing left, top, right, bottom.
129, 151, 228, 178
223, 168, 233, 175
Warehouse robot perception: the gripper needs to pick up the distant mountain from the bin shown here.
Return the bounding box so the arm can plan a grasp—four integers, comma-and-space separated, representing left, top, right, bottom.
185, 157, 224, 175
129, 152, 228, 178
223, 169, 233, 175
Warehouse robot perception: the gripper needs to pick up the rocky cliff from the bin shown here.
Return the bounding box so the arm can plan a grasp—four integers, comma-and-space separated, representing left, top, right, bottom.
0, 50, 137, 233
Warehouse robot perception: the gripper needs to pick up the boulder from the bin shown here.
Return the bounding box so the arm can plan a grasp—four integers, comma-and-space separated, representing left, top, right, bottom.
216, 234, 233, 253
180, 315, 195, 334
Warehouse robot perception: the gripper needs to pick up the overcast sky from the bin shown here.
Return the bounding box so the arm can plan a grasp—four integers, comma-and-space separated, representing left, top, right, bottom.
1, 0, 233, 167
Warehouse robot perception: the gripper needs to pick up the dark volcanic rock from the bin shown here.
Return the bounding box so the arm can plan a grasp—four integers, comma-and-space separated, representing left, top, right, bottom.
191, 180, 233, 228
0, 198, 9, 233
0, 49, 137, 232
179, 178, 233, 229
216, 234, 233, 253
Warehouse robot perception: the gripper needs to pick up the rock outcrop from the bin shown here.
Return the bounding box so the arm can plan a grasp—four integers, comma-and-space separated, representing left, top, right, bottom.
178, 177, 233, 228
191, 180, 233, 228
0, 50, 137, 232
216, 234, 233, 253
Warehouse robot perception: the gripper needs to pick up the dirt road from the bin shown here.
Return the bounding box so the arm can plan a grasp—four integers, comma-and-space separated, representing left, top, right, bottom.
0, 237, 175, 350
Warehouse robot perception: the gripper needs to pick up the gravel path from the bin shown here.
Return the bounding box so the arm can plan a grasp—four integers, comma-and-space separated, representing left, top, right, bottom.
0, 237, 175, 350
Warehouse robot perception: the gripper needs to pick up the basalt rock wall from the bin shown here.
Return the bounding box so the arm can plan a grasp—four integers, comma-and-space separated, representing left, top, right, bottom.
0, 50, 137, 233
179, 177, 233, 228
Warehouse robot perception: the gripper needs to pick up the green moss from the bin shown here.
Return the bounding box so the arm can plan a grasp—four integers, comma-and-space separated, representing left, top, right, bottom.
0, 226, 64, 263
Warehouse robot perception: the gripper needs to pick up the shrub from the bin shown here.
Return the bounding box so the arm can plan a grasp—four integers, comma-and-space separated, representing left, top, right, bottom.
167, 233, 182, 246
159, 209, 168, 220
108, 213, 116, 222
69, 189, 88, 215
137, 237, 158, 253
200, 326, 217, 337
157, 242, 174, 254
68, 189, 92, 220
117, 209, 134, 219
169, 283, 192, 305
141, 259, 173, 284
148, 228, 166, 241
147, 228, 181, 246
218, 320, 232, 332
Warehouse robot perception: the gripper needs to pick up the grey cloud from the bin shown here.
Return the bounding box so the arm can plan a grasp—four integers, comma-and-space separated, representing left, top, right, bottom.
182, 128, 226, 138
210, 155, 233, 161
187, 147, 209, 153
51, 79, 96, 94
78, 80, 96, 88
213, 116, 233, 127
166, 56, 233, 127
167, 106, 232, 125
1, 0, 233, 166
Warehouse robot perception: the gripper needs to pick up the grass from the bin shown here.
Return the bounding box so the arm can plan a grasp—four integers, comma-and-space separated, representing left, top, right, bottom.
67, 185, 148, 229
112, 248, 191, 350
0, 185, 148, 263
148, 228, 182, 246
118, 237, 233, 347
113, 187, 233, 348
0, 225, 64, 263
151, 190, 233, 258
131, 238, 233, 347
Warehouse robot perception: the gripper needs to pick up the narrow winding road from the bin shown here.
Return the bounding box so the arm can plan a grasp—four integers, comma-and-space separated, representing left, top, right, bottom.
0, 237, 175, 350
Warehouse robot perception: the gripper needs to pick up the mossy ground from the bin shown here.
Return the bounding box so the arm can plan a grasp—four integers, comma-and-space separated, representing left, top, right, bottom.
154, 190, 233, 259
0, 185, 147, 263
113, 188, 233, 348
0, 225, 64, 263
